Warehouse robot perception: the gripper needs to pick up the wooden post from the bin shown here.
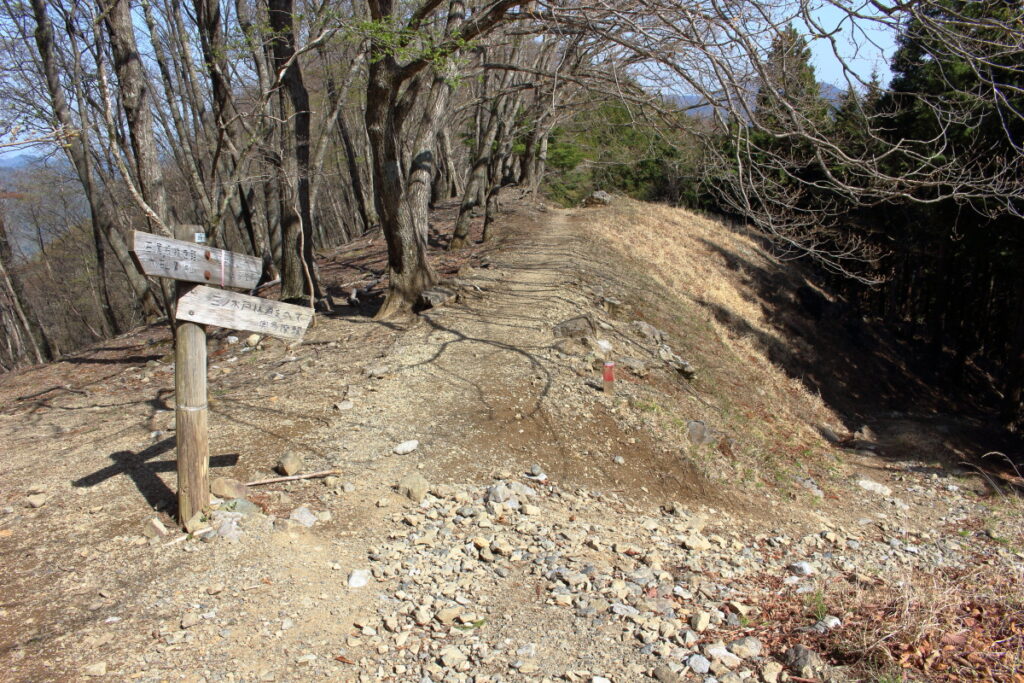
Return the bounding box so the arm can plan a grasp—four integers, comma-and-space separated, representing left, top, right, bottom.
173, 224, 209, 524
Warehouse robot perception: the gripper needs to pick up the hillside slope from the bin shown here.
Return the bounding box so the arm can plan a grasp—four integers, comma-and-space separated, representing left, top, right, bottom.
0, 197, 1020, 682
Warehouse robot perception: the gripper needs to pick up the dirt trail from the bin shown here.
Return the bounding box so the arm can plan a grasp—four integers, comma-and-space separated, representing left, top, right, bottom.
1, 201, 1020, 683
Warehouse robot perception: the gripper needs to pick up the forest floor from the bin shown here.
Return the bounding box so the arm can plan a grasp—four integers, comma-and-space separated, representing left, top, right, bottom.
0, 195, 1022, 683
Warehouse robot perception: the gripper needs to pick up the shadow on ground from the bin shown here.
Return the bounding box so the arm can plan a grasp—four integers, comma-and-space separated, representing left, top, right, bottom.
691, 233, 1024, 478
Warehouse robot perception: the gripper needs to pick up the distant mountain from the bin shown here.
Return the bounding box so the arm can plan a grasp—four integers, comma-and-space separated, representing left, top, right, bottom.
0, 154, 34, 170
663, 81, 849, 119
819, 82, 846, 104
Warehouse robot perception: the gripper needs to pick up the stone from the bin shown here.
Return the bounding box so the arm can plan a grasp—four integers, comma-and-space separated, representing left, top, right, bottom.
789, 561, 815, 576
682, 534, 712, 551
245, 333, 261, 347
854, 425, 877, 442
690, 611, 711, 632
817, 615, 842, 630
398, 473, 429, 502
393, 440, 419, 455
223, 498, 261, 516
797, 476, 825, 498
632, 320, 665, 343
439, 645, 467, 668
210, 477, 248, 500
704, 642, 741, 668
687, 420, 715, 445
418, 286, 457, 310
83, 662, 107, 677
652, 663, 680, 682
277, 452, 303, 476
289, 506, 317, 527
333, 400, 354, 411
363, 364, 389, 379
143, 518, 169, 539
760, 661, 784, 683
486, 483, 512, 503
25, 494, 48, 508
728, 636, 763, 659
586, 190, 614, 205
435, 607, 461, 624
857, 478, 892, 496
687, 654, 711, 674
184, 511, 206, 534
348, 569, 371, 588
658, 344, 695, 377
784, 645, 826, 679
553, 316, 596, 339
618, 357, 648, 377
181, 611, 200, 629
516, 659, 540, 674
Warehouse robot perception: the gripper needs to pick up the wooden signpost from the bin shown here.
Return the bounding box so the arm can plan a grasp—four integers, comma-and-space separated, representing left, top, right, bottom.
131, 226, 312, 525
177, 286, 314, 342
131, 230, 262, 290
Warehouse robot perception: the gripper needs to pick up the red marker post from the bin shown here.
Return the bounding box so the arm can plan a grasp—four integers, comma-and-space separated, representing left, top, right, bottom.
603, 361, 615, 395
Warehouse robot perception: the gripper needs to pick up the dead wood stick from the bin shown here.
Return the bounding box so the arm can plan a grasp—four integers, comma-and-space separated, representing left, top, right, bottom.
247, 469, 341, 486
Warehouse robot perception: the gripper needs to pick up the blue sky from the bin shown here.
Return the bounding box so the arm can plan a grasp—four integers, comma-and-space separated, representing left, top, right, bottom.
805, 3, 899, 87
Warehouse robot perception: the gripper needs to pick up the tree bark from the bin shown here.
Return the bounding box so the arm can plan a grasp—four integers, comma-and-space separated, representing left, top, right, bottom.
99, 0, 168, 232
365, 56, 436, 319
30, 0, 161, 318
268, 0, 320, 303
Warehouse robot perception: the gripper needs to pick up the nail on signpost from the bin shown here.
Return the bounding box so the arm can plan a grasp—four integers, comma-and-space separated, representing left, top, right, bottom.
129, 227, 313, 527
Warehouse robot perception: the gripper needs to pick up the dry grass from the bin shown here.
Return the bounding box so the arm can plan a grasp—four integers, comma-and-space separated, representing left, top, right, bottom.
817, 558, 1024, 681
579, 198, 842, 485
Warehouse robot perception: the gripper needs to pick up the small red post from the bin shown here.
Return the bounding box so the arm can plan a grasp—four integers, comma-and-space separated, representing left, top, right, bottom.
603, 361, 615, 395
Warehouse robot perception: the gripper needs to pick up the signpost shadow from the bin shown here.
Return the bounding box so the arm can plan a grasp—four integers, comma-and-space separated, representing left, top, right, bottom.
73, 437, 239, 512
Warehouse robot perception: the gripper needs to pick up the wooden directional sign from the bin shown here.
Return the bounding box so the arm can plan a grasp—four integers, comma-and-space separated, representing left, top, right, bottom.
131, 230, 262, 290
176, 285, 313, 341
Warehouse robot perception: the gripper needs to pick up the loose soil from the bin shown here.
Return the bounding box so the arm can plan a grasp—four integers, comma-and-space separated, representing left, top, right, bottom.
0, 196, 1020, 682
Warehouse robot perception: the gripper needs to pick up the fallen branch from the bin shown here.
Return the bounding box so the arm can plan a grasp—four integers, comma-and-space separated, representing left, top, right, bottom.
246, 469, 340, 486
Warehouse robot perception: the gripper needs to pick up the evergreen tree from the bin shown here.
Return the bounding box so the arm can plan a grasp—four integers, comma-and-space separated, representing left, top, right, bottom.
874, 0, 1024, 429
754, 25, 828, 132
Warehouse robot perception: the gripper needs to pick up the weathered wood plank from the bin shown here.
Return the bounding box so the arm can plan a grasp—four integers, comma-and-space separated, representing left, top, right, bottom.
175, 285, 313, 341
131, 230, 262, 289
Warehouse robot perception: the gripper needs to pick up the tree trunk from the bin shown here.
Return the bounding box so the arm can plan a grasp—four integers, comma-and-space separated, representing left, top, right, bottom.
30, 0, 162, 319
99, 0, 168, 233
408, 72, 456, 243
450, 109, 500, 249
0, 217, 46, 365
268, 0, 320, 303
365, 57, 435, 319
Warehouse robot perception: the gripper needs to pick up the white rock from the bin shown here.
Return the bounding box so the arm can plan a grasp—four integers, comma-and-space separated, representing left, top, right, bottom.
348, 569, 371, 588
83, 662, 107, 677
858, 478, 892, 496
289, 506, 317, 527
142, 517, 169, 538
789, 561, 815, 576
393, 440, 419, 455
